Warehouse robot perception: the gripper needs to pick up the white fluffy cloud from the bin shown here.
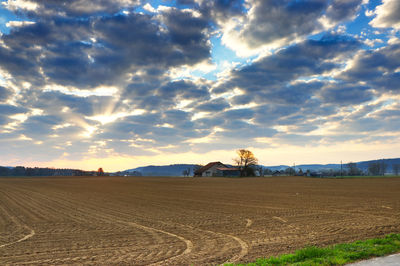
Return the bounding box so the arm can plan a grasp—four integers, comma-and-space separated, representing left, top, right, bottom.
370, 0, 400, 30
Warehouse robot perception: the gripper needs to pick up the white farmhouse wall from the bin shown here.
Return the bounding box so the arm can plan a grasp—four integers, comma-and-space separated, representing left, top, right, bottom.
202, 164, 224, 177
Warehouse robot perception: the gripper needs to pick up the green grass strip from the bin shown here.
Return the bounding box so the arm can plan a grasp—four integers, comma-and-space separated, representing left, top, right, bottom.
225, 233, 400, 266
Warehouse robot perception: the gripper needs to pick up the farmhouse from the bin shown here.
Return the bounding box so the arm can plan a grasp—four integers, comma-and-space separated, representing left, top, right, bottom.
194, 162, 240, 177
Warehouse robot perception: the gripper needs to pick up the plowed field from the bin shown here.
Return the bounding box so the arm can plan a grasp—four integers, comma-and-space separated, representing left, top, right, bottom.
1, 176, 400, 265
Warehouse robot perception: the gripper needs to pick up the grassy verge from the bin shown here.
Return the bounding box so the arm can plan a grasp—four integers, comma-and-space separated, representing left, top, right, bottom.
307, 175, 400, 179
226, 233, 400, 266
324, 175, 400, 179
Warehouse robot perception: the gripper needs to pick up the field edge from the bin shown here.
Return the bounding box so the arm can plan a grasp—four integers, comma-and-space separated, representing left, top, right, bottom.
226, 233, 400, 266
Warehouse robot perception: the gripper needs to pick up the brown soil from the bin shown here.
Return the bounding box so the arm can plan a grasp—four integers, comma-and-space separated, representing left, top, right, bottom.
1, 176, 399, 265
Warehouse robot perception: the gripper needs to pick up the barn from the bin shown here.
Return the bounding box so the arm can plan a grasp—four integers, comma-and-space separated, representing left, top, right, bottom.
194, 162, 240, 177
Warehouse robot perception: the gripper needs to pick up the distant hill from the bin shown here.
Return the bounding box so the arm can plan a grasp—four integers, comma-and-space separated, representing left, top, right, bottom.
356, 158, 400, 172
267, 159, 400, 173
123, 158, 400, 176
123, 164, 199, 176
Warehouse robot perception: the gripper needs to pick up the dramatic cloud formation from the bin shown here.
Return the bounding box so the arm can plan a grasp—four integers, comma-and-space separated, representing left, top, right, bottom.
211, 0, 363, 55
0, 0, 399, 170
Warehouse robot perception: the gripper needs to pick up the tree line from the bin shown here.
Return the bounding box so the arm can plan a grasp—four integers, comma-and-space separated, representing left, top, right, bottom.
0, 166, 99, 177
231, 150, 400, 177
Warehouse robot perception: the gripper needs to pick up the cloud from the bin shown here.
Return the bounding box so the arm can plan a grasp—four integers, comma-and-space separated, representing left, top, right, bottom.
319, 84, 374, 105
16, 90, 121, 118
0, 86, 12, 102
6, 21, 35, 28
2, 0, 39, 12
325, 0, 363, 24
18, 114, 65, 137
3, 0, 141, 17
195, 97, 230, 112
214, 34, 360, 95
0, 9, 212, 88
1, 0, 399, 168
216, 0, 362, 55
186, 0, 244, 24
0, 103, 27, 126
274, 133, 323, 146
0, 103, 27, 115
222, 108, 254, 120
157, 80, 210, 100
252, 104, 300, 125
370, 0, 400, 30
339, 43, 400, 92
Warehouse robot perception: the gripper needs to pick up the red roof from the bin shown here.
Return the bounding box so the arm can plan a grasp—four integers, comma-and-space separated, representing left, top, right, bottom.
195, 161, 226, 174
217, 167, 239, 171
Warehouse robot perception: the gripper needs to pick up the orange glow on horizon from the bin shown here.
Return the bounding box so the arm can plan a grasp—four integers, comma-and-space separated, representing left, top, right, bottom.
4, 140, 400, 172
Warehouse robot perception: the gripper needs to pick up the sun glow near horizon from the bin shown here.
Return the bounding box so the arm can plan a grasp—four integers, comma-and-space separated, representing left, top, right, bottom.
8, 139, 399, 172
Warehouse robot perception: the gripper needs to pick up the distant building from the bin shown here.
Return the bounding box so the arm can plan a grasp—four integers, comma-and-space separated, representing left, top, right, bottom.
216, 167, 241, 177
194, 162, 240, 177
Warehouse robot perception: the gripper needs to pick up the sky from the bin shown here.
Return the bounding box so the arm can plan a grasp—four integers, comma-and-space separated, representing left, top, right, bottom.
0, 0, 399, 171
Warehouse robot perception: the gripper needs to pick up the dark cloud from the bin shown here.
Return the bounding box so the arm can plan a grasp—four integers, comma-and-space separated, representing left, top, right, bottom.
0, 116, 9, 125
346, 102, 384, 120
254, 104, 300, 125
195, 97, 230, 112
194, 0, 245, 24
219, 0, 362, 50
0, 86, 12, 102
17, 90, 121, 118
339, 43, 400, 92
157, 80, 210, 100
163, 110, 192, 125
0, 103, 27, 126
0, 104, 27, 115
325, 0, 363, 22
18, 114, 64, 137
231, 94, 253, 105
159, 7, 211, 65
239, 0, 326, 48
192, 116, 225, 130
255, 81, 325, 105
319, 84, 374, 105
97, 109, 204, 148
327, 102, 400, 136
124, 69, 168, 97
217, 119, 277, 139
0, 10, 211, 88
215, 34, 360, 95
4, 0, 141, 18
223, 108, 254, 120
125, 113, 162, 125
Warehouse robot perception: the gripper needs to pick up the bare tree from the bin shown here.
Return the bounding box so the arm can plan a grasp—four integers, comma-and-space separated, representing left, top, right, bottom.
368, 162, 380, 175
193, 165, 202, 176
256, 166, 264, 177
347, 162, 361, 176
285, 167, 295, 176
233, 149, 258, 177
393, 164, 400, 176
368, 160, 386, 176
182, 167, 191, 177
297, 168, 304, 176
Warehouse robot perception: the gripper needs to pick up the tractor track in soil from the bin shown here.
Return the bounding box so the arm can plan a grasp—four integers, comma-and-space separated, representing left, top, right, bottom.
0, 176, 399, 265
